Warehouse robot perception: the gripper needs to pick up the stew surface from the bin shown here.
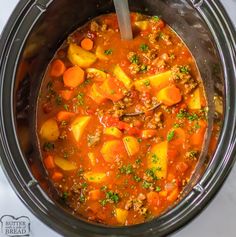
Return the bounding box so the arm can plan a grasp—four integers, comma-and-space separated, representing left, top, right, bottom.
37, 13, 208, 225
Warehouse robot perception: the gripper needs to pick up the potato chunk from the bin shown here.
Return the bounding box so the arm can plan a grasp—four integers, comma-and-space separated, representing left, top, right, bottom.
113, 65, 132, 89
40, 119, 59, 141
147, 141, 168, 179
71, 116, 91, 142
101, 140, 124, 162
84, 171, 106, 183
54, 156, 77, 171
123, 136, 140, 156
104, 127, 122, 138
188, 88, 201, 110
115, 208, 128, 224
68, 43, 97, 68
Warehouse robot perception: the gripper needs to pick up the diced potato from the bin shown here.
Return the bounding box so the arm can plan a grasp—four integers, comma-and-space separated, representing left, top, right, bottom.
71, 116, 91, 142
84, 171, 106, 183
54, 156, 77, 171
123, 136, 140, 156
88, 152, 96, 166
188, 88, 201, 110
86, 68, 107, 82
88, 83, 107, 104
40, 119, 59, 141
96, 46, 108, 60
68, 43, 97, 68
135, 70, 172, 92
113, 65, 133, 89
104, 127, 122, 138
147, 141, 168, 179
115, 208, 128, 224
134, 21, 149, 30
101, 140, 124, 162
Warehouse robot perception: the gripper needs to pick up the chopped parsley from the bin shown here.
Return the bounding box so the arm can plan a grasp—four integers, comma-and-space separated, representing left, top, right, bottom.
140, 43, 149, 52
100, 185, 108, 191
61, 192, 68, 201
130, 54, 139, 64
137, 138, 142, 143
143, 79, 150, 86
179, 65, 190, 74
151, 153, 159, 163
43, 142, 54, 151
156, 186, 162, 192
133, 175, 142, 182
63, 104, 69, 111
135, 158, 142, 164
167, 130, 175, 142
140, 64, 148, 72
142, 180, 152, 189
100, 191, 120, 206
120, 164, 134, 175
104, 49, 113, 55
145, 168, 158, 180
55, 95, 62, 105
152, 15, 160, 22
76, 92, 84, 106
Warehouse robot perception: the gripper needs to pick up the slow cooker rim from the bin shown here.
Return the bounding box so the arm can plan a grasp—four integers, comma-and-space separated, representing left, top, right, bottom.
0, 0, 236, 236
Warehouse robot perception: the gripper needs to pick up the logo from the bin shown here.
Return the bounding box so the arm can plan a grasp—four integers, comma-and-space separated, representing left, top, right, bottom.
0, 215, 30, 237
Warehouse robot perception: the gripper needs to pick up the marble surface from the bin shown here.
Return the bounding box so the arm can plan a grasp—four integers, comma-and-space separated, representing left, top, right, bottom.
0, 1, 236, 237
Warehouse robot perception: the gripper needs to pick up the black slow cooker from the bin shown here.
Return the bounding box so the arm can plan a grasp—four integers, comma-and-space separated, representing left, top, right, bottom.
0, 0, 236, 236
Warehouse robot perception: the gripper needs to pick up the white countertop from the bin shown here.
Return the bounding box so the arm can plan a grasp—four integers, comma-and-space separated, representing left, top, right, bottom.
0, 1, 236, 237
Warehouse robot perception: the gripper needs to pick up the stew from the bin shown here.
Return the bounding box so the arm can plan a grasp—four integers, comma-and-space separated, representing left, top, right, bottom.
37, 13, 207, 225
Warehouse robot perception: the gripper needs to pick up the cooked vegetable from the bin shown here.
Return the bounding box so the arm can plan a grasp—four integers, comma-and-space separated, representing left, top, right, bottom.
96, 45, 109, 60
188, 88, 201, 110
89, 189, 102, 200
115, 208, 128, 224
86, 68, 107, 81
101, 140, 124, 162
68, 43, 97, 68
123, 136, 140, 156
134, 70, 172, 92
54, 156, 77, 171
88, 83, 107, 104
57, 111, 75, 122
84, 171, 106, 183
156, 85, 182, 106
51, 171, 63, 181
135, 21, 149, 30
81, 38, 94, 51
147, 141, 168, 179
88, 152, 96, 166
59, 90, 73, 100
113, 65, 133, 89
71, 116, 91, 142
44, 155, 55, 169
104, 127, 122, 138
63, 66, 85, 88
40, 119, 59, 141
100, 78, 125, 101
50, 59, 66, 77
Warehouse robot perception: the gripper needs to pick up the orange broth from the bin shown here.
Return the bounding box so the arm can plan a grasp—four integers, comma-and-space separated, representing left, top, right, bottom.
37, 13, 207, 225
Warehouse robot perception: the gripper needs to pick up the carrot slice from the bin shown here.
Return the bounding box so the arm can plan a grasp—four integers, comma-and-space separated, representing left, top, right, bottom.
167, 188, 179, 202
81, 38, 94, 51
191, 120, 207, 147
147, 191, 160, 207
44, 155, 55, 169
50, 59, 66, 77
59, 90, 73, 100
89, 189, 102, 201
52, 171, 63, 181
156, 85, 182, 106
63, 66, 85, 88
57, 111, 75, 122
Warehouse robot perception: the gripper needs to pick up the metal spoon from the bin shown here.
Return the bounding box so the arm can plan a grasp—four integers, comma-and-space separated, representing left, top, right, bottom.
113, 0, 133, 40
122, 102, 162, 117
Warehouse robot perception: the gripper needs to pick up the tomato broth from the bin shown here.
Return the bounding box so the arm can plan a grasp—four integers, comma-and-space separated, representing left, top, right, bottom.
37, 13, 207, 226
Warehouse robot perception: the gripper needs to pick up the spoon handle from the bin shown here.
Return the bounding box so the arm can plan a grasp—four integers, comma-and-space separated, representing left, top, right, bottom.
113, 0, 133, 40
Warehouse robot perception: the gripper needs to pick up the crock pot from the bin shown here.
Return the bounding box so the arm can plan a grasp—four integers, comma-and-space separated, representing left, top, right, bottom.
0, 0, 236, 236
